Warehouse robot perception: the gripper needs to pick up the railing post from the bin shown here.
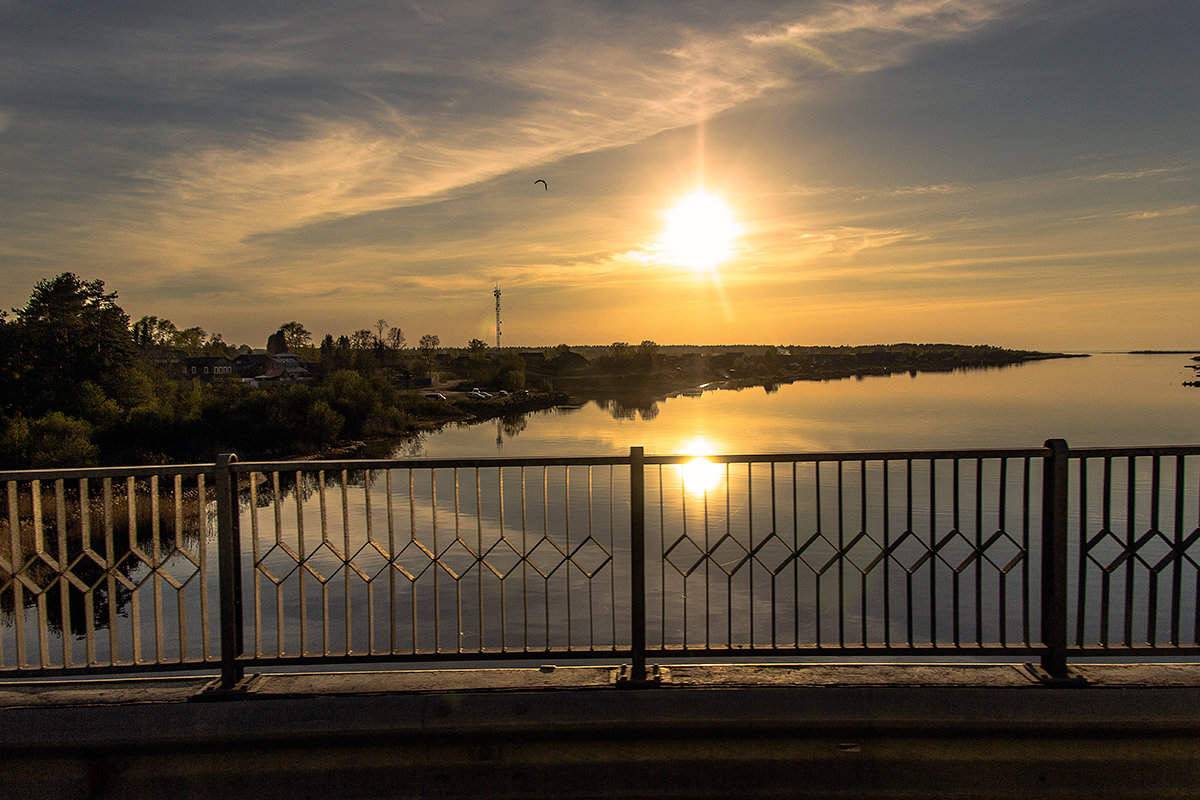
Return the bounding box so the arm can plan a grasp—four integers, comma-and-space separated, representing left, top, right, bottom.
629, 446, 647, 682
216, 453, 245, 689
1040, 439, 1069, 678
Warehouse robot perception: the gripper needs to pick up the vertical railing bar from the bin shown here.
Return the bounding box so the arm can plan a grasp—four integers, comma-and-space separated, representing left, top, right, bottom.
31, 480, 50, 667
792, 461, 800, 648
476, 468, 484, 652
1123, 455, 1137, 647
197, 473, 212, 661
1100, 457, 1114, 647
629, 447, 646, 681
1040, 439, 1069, 678
748, 461, 755, 648
216, 454, 244, 689
1020, 458, 1031, 646
6, 481, 26, 668
542, 466, 550, 651
251, 472, 264, 659
452, 467, 462, 653
520, 466, 527, 652
906, 459, 914, 648
127, 476, 142, 665
1194, 456, 1200, 647
386, 468, 396, 654
431, 468, 439, 653
341, 469, 352, 655
813, 460, 822, 646
1171, 455, 1185, 646
658, 464, 666, 651
50, 482, 68, 671
294, 471, 307, 658
771, 461, 778, 649
772, 462, 782, 652
586, 466, 595, 650
950, 459, 961, 648
317, 469, 330, 657
928, 459, 937, 648
149, 475, 164, 664
53, 479, 70, 668
724, 464, 732, 649
271, 479, 283, 658
974, 458, 983, 647
692, 466, 701, 650
565, 466, 572, 651
1146, 456, 1162, 645
365, 468, 376, 655
997, 458, 1008, 647
409, 469, 418, 654
103, 478, 118, 665
609, 464, 616, 651
836, 461, 845, 648
82, 478, 97, 665
171, 474, 186, 663
684, 467, 694, 650
497, 467, 508, 653
1076, 458, 1090, 647
859, 460, 867, 647
882, 460, 891, 649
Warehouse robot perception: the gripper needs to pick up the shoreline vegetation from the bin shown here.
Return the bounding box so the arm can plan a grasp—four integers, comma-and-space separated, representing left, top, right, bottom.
0, 271, 1151, 469
304, 344, 1087, 462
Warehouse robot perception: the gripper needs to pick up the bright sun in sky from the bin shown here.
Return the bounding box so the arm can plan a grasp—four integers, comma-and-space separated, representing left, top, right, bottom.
660, 190, 740, 273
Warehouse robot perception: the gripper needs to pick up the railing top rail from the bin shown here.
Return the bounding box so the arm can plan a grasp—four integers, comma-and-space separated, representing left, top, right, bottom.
6, 443, 1198, 483
1066, 444, 1200, 458
641, 447, 1052, 466
231, 455, 633, 473
0, 463, 215, 482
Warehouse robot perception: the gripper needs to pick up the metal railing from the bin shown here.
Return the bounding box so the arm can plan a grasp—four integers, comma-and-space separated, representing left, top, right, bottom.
3, 440, 1198, 686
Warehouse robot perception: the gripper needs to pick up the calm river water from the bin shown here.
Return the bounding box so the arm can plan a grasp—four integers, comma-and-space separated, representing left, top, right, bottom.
8, 353, 1197, 669
407, 353, 1200, 458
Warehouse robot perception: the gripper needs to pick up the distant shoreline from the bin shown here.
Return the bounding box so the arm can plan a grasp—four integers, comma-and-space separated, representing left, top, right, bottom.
306, 346, 1089, 461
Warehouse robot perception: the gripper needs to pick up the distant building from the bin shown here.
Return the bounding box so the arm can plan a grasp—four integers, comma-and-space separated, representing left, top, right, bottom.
232, 353, 313, 385
181, 356, 235, 382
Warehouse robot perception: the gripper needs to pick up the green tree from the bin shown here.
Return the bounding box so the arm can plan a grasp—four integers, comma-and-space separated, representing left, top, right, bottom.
6, 273, 134, 415
132, 315, 178, 347
272, 321, 311, 351
266, 329, 287, 354
418, 333, 440, 376
468, 338, 489, 359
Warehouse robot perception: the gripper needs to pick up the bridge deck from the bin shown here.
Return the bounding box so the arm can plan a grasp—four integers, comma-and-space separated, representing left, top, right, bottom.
4, 663, 1200, 799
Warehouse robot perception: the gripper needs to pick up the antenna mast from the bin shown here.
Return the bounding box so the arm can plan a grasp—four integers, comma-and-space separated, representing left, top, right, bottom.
493, 285, 502, 349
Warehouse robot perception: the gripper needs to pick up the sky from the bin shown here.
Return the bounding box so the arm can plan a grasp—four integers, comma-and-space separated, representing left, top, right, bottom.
1, 0, 1197, 351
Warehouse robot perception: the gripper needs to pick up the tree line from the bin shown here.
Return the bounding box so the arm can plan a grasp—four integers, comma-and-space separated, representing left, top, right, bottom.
0, 273, 463, 467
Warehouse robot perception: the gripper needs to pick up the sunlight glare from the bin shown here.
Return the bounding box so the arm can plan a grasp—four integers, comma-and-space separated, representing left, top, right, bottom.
661, 190, 739, 272
679, 437, 725, 496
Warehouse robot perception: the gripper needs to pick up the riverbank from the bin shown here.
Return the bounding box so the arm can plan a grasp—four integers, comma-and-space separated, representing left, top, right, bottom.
297, 345, 1084, 461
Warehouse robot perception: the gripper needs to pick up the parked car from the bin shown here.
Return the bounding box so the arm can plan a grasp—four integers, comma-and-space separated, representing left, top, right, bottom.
423, 392, 447, 400
467, 389, 491, 399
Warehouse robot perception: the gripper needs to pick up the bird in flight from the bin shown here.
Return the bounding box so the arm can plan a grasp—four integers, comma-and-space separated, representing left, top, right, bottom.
534, 179, 547, 191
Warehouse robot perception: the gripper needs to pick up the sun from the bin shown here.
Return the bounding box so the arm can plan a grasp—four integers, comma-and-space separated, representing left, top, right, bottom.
660, 189, 740, 272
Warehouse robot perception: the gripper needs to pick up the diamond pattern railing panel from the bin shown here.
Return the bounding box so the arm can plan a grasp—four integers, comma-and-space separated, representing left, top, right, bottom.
243, 463, 625, 660
2, 472, 218, 673
5, 445, 1199, 678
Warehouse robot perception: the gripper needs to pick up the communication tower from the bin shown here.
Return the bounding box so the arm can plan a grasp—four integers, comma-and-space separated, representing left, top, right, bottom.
493, 285, 502, 349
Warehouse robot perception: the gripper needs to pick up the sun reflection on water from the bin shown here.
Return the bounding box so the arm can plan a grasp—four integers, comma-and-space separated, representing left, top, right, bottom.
678, 437, 725, 497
